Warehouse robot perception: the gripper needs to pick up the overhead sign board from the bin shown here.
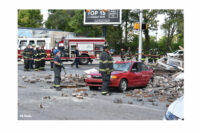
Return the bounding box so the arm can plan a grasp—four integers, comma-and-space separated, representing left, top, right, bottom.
84, 9, 121, 25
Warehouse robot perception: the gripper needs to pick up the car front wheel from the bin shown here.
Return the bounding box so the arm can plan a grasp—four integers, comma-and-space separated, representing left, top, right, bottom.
119, 79, 128, 92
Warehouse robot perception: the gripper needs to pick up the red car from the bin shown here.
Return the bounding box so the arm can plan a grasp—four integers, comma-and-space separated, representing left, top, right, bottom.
85, 61, 153, 92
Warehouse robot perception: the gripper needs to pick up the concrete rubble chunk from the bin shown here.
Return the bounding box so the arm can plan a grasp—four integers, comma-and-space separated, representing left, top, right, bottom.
128, 101, 133, 104
43, 96, 51, 99
30, 79, 37, 83
76, 95, 83, 99
152, 102, 158, 106
147, 98, 155, 103
159, 96, 167, 102
45, 79, 52, 83
44, 75, 52, 79
72, 93, 77, 97
113, 98, 123, 104
126, 93, 133, 97
136, 97, 143, 102
61, 93, 68, 97
75, 88, 88, 92
18, 85, 26, 88
40, 104, 43, 109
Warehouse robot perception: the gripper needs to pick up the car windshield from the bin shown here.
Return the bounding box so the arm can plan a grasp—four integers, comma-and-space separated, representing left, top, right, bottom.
113, 63, 132, 72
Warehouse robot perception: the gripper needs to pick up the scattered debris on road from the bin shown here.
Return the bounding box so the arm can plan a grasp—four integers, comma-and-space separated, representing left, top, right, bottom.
39, 103, 43, 109
113, 98, 123, 104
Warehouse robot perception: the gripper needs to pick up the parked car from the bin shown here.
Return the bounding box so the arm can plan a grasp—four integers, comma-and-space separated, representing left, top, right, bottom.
167, 50, 184, 57
85, 61, 153, 92
163, 96, 184, 120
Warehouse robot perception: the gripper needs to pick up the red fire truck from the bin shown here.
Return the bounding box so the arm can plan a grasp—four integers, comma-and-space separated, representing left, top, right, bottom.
18, 37, 106, 65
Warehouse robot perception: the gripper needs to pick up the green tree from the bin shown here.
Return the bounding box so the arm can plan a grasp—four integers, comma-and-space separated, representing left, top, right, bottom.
142, 10, 159, 52
121, 9, 160, 53
18, 9, 43, 28
106, 25, 123, 53
45, 10, 73, 31
69, 10, 102, 37
161, 9, 184, 52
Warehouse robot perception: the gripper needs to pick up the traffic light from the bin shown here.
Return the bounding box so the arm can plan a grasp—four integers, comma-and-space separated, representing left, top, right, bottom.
134, 23, 148, 30
134, 23, 140, 30
142, 24, 148, 30
85, 9, 90, 13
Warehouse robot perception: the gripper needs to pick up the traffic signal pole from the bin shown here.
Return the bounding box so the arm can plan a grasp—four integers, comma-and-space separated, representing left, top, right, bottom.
102, 25, 106, 38
138, 10, 143, 62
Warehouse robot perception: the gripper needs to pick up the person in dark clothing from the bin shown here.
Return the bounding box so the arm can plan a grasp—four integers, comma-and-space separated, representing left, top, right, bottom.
22, 45, 33, 71
53, 50, 63, 91
39, 45, 47, 71
50, 47, 55, 71
126, 47, 132, 60
120, 48, 126, 61
99, 46, 113, 95
34, 47, 41, 71
71, 47, 79, 68
30, 44, 36, 69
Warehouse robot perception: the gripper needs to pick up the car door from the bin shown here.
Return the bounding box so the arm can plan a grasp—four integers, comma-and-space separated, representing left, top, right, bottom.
127, 62, 142, 87
139, 62, 150, 85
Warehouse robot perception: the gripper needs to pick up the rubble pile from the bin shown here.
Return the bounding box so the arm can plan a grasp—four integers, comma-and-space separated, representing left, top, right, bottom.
71, 88, 89, 99
125, 71, 184, 104
21, 74, 87, 88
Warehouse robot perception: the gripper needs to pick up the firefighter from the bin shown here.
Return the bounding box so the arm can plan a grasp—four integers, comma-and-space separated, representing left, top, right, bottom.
22, 45, 32, 71
30, 44, 36, 69
53, 50, 63, 91
120, 48, 126, 61
142, 54, 146, 62
71, 47, 79, 68
50, 47, 55, 71
148, 49, 153, 63
126, 47, 132, 60
39, 45, 47, 71
136, 49, 145, 62
34, 46, 41, 71
99, 46, 113, 95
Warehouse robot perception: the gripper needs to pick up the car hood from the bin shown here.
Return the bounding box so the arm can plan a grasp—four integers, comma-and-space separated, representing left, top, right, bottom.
89, 71, 126, 76
168, 96, 184, 119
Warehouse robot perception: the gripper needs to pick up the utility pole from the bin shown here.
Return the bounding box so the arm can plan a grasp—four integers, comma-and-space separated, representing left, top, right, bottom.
156, 30, 158, 47
102, 25, 106, 39
138, 10, 143, 62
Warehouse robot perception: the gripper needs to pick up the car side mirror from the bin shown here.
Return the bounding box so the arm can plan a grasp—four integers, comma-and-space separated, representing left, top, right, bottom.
131, 68, 137, 72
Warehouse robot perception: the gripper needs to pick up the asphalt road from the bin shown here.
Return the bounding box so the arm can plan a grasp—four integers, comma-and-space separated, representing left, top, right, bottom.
18, 63, 167, 120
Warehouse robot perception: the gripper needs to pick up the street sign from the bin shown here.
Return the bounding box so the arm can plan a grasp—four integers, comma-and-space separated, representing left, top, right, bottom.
84, 9, 121, 25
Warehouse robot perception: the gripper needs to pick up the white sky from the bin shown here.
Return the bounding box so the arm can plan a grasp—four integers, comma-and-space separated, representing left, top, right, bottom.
150, 14, 165, 39
40, 9, 165, 39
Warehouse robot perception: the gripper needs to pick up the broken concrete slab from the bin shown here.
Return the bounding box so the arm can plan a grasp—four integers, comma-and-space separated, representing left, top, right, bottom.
113, 98, 123, 104
128, 101, 133, 104
61, 93, 68, 97
18, 85, 26, 88
43, 96, 51, 99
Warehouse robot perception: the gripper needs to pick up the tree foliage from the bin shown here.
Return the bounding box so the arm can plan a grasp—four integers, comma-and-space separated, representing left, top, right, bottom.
18, 9, 43, 28
18, 9, 184, 55
45, 10, 72, 31
161, 9, 184, 52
